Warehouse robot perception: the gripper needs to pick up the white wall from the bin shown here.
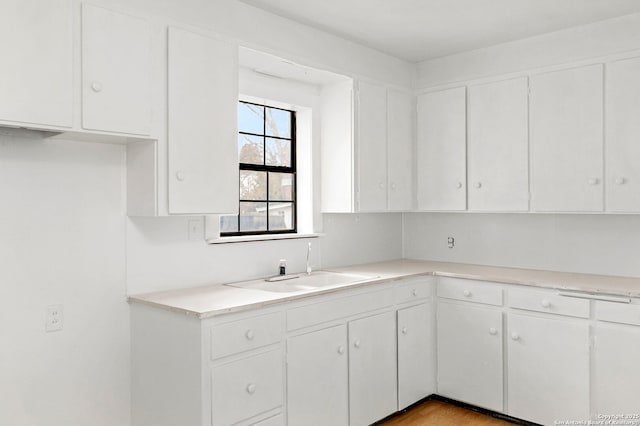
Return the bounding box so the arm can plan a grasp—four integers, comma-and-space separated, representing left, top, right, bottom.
417, 12, 640, 88
127, 213, 403, 294
403, 213, 640, 278
0, 132, 129, 426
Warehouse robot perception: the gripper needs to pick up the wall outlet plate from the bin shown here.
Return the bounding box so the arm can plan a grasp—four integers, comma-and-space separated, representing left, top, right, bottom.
46, 304, 63, 332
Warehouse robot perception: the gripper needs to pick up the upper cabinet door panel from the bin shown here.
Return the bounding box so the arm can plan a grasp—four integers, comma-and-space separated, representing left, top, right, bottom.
0, 0, 72, 128
357, 81, 387, 212
530, 64, 604, 212
168, 27, 239, 214
387, 89, 414, 211
605, 57, 640, 212
468, 77, 529, 211
417, 87, 466, 211
82, 5, 152, 136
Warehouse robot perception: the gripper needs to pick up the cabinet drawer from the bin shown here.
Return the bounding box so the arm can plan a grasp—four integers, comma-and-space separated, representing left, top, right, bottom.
596, 301, 640, 326
437, 277, 503, 306
287, 288, 392, 331
211, 312, 282, 359
394, 277, 434, 304
509, 288, 590, 318
212, 350, 283, 425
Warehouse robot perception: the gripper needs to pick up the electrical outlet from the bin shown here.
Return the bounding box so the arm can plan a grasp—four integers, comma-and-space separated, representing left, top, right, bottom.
46, 305, 63, 332
188, 219, 203, 241
447, 236, 455, 249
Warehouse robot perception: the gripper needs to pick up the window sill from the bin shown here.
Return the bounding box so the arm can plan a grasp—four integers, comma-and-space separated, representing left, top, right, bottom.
206, 232, 322, 245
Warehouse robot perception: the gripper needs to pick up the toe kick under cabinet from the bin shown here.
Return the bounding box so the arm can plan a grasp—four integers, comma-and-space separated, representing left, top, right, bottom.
130, 276, 436, 426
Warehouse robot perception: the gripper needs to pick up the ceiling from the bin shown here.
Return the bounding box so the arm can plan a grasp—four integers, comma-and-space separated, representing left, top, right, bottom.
239, 0, 640, 62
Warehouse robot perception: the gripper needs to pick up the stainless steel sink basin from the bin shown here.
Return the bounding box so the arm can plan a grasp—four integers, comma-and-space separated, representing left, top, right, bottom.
226, 270, 379, 293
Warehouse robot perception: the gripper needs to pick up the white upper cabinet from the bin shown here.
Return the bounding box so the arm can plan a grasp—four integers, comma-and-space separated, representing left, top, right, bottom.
0, 0, 72, 128
322, 80, 414, 213
82, 5, 152, 136
468, 78, 529, 211
417, 87, 466, 211
167, 27, 239, 214
357, 81, 388, 212
387, 88, 414, 211
605, 57, 640, 212
530, 64, 604, 212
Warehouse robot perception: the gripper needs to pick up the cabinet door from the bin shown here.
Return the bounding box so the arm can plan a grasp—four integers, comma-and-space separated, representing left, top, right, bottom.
437, 301, 502, 412
417, 87, 466, 211
468, 78, 529, 211
398, 303, 435, 409
530, 65, 603, 212
605, 57, 640, 212
357, 81, 387, 212
287, 325, 348, 426
508, 313, 589, 425
387, 89, 414, 211
82, 5, 151, 135
167, 27, 239, 214
0, 0, 72, 128
593, 323, 640, 415
349, 311, 397, 426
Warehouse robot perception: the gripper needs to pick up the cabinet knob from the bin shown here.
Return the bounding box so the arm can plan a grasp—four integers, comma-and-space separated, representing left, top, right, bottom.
474, 182, 482, 189
176, 171, 186, 181
390, 182, 396, 190
463, 289, 471, 297
456, 182, 463, 189
412, 289, 418, 297
337, 345, 345, 355
588, 178, 599, 186
511, 332, 520, 341
615, 177, 626, 185
378, 182, 385, 189
91, 81, 103, 93
489, 327, 498, 335
245, 329, 254, 340
541, 299, 551, 308
246, 383, 256, 395
354, 340, 361, 349
402, 327, 408, 335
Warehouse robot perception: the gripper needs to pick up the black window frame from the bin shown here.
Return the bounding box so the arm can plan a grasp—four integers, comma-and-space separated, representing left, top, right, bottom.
221, 100, 297, 237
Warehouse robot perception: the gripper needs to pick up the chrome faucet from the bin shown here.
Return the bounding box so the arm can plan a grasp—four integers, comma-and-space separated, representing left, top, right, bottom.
306, 242, 312, 275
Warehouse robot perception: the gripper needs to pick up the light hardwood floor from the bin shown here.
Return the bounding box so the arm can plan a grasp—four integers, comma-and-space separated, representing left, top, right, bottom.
377, 400, 515, 426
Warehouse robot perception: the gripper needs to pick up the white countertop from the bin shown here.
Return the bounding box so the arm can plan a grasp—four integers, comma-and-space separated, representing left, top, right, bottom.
127, 259, 640, 319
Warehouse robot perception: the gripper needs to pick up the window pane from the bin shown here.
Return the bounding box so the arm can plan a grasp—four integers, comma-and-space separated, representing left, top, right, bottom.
265, 107, 291, 138
269, 172, 294, 201
238, 103, 264, 134
266, 137, 291, 167
238, 134, 264, 165
240, 202, 267, 232
268, 202, 293, 231
220, 215, 238, 233
240, 170, 267, 200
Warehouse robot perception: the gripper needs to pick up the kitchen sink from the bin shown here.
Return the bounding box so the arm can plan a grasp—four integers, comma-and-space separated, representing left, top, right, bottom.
225, 270, 379, 293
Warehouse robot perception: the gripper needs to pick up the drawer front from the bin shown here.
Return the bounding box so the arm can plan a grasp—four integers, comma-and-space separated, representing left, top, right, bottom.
287, 288, 392, 331
212, 350, 283, 425
394, 277, 434, 304
437, 277, 503, 306
509, 288, 590, 318
211, 312, 282, 359
596, 300, 640, 326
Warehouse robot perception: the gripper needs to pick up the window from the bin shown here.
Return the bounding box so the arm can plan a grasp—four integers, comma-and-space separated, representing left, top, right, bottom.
221, 101, 296, 236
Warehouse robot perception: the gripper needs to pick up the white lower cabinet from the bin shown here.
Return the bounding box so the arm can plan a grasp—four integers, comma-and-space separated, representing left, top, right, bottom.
349, 311, 398, 426
397, 303, 435, 409
286, 325, 349, 426
507, 312, 590, 425
593, 301, 640, 416
437, 300, 503, 412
